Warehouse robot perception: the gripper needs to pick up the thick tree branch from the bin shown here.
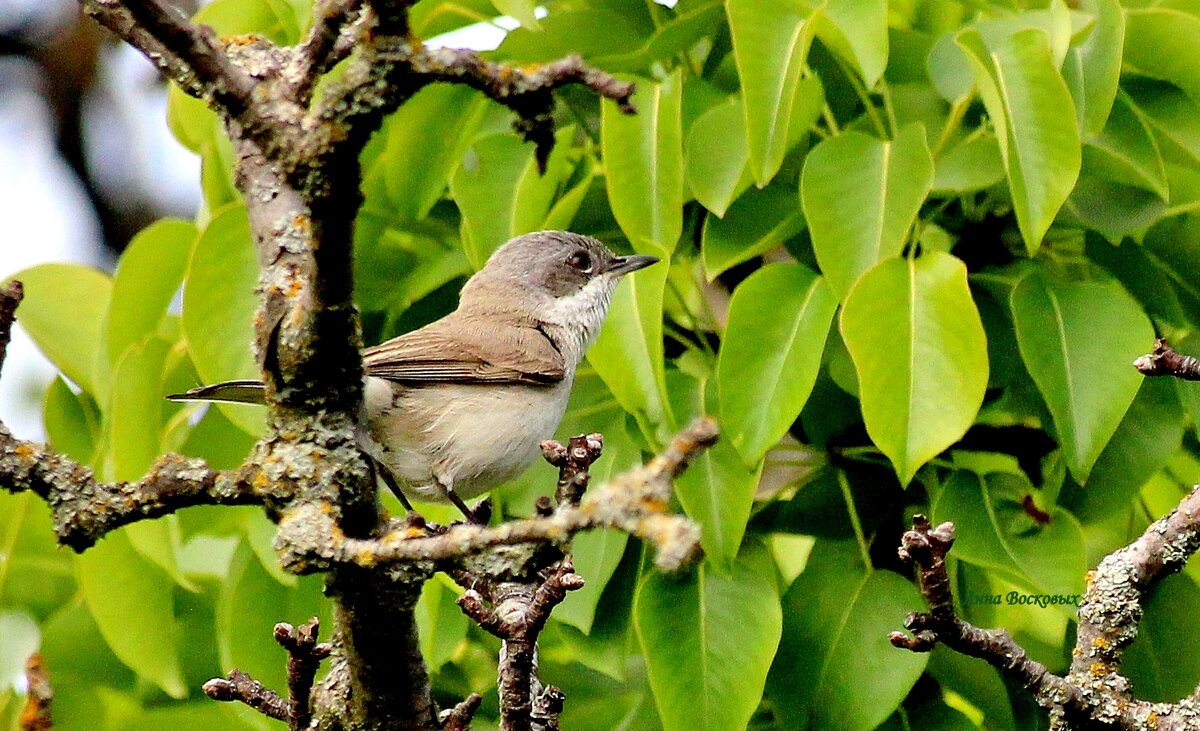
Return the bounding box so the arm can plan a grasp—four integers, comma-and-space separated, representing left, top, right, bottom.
891, 495, 1200, 730
288, 0, 368, 102
81, 0, 257, 117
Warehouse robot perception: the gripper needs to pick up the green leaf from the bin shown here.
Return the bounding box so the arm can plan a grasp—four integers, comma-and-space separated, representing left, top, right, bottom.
956, 28, 1081, 255
43, 376, 99, 465
766, 539, 927, 731
601, 71, 683, 256
701, 182, 807, 280
1123, 573, 1200, 702
1063, 0, 1124, 138
217, 542, 328, 694
1082, 91, 1168, 200
931, 135, 1005, 194
1074, 378, 1184, 522
802, 125, 934, 299
727, 0, 821, 186
452, 129, 578, 270
840, 252, 989, 485
933, 471, 1085, 600
0, 492, 76, 615
1010, 272, 1152, 483
1123, 7, 1200, 103
104, 220, 196, 368
109, 337, 170, 482
416, 575, 469, 671
675, 437, 763, 567
685, 94, 753, 217
587, 263, 670, 426
717, 264, 837, 465
819, 0, 889, 88
379, 85, 489, 223
77, 531, 186, 697
181, 204, 265, 437
635, 557, 781, 731
7, 264, 112, 397
192, 0, 299, 44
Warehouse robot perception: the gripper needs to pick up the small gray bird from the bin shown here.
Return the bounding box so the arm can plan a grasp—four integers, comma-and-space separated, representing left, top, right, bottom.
170, 231, 658, 518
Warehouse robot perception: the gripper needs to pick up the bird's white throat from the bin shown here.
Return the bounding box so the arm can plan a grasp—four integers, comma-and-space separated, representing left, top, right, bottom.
538, 275, 617, 364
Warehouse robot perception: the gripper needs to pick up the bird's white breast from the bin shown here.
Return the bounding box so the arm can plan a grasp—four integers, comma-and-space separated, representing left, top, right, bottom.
363, 375, 573, 502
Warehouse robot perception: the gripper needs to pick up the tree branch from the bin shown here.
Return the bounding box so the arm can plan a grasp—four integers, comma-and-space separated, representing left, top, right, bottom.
288, 0, 368, 102
891, 494, 1200, 730
275, 418, 715, 576
1134, 339, 1200, 381
204, 670, 290, 721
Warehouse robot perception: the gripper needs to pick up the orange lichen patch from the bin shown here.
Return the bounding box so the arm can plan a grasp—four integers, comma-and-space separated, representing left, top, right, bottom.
1090, 661, 1113, 677
225, 34, 264, 46
253, 471, 271, 491
1085, 570, 1095, 585
1092, 635, 1110, 650
639, 496, 668, 513
13, 442, 35, 459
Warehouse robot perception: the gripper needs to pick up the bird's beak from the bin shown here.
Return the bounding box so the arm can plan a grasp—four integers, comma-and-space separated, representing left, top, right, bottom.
608, 254, 660, 276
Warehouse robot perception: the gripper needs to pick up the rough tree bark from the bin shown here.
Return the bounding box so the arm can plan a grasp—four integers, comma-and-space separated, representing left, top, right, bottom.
890, 340, 1200, 731
0, 3, 712, 730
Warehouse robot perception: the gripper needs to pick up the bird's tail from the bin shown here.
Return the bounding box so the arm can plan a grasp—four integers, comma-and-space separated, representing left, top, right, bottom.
166, 380, 266, 405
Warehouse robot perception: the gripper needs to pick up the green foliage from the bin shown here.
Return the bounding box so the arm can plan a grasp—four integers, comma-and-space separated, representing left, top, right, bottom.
7, 0, 1200, 728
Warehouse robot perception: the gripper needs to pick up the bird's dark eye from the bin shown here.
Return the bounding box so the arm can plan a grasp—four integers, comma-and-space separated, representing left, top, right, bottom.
567, 250, 593, 273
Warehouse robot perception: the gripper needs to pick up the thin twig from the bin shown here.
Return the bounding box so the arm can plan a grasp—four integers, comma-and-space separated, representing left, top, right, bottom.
1134, 338, 1200, 381
204, 670, 290, 721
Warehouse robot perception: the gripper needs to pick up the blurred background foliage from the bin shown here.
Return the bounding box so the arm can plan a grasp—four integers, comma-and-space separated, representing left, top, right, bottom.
4, 0, 1200, 728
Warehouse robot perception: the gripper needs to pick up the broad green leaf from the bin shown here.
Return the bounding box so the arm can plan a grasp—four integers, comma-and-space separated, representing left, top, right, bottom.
44, 376, 99, 465
635, 558, 781, 731
410, 0, 500, 38
928, 5, 1080, 102
686, 94, 753, 217
109, 337, 170, 482
1082, 91, 1168, 200
0, 492, 75, 615
181, 204, 264, 436
192, 0, 299, 43
602, 71, 683, 256
7, 264, 112, 397
217, 542, 329, 694
932, 135, 1005, 194
497, 10, 647, 62
675, 437, 763, 567
601, 0, 725, 73
104, 220, 196, 367
452, 129, 577, 269
77, 532, 186, 697
933, 471, 1085, 602
840, 253, 989, 485
701, 183, 807, 280
1063, 0, 1124, 138
1062, 174, 1166, 244
767, 539, 927, 731
1130, 83, 1200, 165
1010, 272, 1151, 483
956, 28, 1081, 255
727, 0, 821, 186
1123, 573, 1200, 702
1123, 7, 1200, 103
416, 575, 469, 671
1074, 378, 1184, 522
587, 263, 670, 426
802, 125, 934, 299
718, 264, 837, 465
380, 85, 489, 223
819, 0, 889, 88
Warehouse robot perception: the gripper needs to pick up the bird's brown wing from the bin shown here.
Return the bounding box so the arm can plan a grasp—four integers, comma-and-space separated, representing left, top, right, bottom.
362, 316, 565, 386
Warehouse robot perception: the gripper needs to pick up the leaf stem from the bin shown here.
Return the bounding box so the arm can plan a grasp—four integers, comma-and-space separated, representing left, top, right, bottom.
837, 470, 872, 570
934, 91, 975, 158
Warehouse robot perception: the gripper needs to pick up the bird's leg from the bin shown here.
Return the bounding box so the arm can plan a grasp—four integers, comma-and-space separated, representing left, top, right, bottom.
433, 466, 489, 525
369, 454, 415, 513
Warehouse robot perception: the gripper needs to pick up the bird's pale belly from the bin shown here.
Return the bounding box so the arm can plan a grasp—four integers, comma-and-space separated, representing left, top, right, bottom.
363, 376, 572, 502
